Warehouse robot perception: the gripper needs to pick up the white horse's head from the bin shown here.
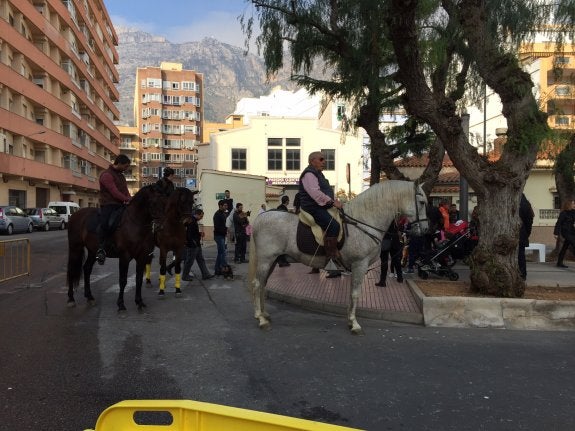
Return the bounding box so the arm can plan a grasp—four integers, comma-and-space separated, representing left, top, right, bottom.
408, 182, 429, 237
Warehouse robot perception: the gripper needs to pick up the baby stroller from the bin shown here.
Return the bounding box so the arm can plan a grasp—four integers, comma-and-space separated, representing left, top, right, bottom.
416, 220, 475, 281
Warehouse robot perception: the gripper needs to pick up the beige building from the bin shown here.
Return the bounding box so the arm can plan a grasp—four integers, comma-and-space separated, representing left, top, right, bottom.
134, 62, 203, 189
0, 0, 120, 208
198, 88, 366, 206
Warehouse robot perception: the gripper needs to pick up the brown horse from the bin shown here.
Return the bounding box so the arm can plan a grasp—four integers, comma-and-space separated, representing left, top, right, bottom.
151, 189, 198, 298
66, 186, 194, 310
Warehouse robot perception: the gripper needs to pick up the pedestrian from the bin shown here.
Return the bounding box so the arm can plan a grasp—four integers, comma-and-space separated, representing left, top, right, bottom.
299, 151, 344, 270
154, 167, 175, 197
222, 190, 233, 216
213, 200, 229, 275
293, 192, 301, 214
233, 203, 250, 263
449, 203, 459, 224
518, 193, 534, 279
96, 154, 132, 265
276, 196, 291, 267
258, 203, 267, 214
222, 189, 234, 243
405, 224, 423, 274
375, 217, 405, 287
180, 209, 214, 281
554, 199, 575, 269
438, 200, 450, 231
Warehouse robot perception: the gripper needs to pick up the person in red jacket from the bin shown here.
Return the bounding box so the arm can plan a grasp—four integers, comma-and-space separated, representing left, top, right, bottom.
438, 200, 451, 231
96, 154, 132, 265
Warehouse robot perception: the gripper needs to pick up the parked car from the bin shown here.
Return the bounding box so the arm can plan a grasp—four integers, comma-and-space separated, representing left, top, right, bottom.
48, 201, 80, 227
0, 206, 34, 235
25, 207, 66, 231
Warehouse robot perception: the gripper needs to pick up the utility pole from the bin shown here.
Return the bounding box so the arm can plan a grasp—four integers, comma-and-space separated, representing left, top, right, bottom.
459, 113, 470, 221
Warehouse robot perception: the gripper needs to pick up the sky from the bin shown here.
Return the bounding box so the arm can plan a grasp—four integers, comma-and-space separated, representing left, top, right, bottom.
103, 0, 257, 49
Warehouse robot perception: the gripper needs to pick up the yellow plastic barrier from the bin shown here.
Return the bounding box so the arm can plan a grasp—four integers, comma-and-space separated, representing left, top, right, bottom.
86, 400, 363, 431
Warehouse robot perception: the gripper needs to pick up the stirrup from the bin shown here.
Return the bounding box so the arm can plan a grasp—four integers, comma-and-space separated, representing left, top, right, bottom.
324, 259, 350, 275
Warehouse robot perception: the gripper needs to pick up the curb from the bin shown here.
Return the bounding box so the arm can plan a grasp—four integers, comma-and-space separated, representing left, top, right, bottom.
407, 279, 575, 330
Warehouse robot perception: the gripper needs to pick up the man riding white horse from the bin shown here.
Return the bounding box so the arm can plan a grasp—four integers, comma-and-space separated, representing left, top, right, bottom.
298, 151, 345, 271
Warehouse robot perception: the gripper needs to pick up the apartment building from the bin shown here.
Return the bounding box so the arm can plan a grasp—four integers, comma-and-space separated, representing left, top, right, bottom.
135, 62, 203, 190
117, 125, 140, 196
0, 0, 121, 209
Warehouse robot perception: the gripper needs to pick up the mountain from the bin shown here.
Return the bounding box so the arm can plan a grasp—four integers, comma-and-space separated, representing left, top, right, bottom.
114, 27, 298, 124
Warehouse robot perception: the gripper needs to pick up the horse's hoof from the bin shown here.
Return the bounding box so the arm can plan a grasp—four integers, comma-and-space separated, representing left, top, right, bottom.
87, 299, 97, 307
118, 307, 127, 313
350, 327, 364, 336
137, 302, 147, 310
157, 290, 165, 299
258, 320, 271, 331
145, 279, 152, 287
67, 300, 76, 308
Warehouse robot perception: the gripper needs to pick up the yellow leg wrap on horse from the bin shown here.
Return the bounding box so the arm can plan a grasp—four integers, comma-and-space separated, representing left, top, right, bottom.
159, 274, 165, 291
145, 264, 151, 280
175, 273, 181, 289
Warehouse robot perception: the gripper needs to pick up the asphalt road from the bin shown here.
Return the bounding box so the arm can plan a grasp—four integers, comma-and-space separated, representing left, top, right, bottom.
1, 230, 574, 431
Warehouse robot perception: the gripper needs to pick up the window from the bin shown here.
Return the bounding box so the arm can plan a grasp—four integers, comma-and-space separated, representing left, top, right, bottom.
556, 116, 570, 126
232, 149, 246, 170
554, 56, 570, 65
267, 138, 282, 146
286, 149, 300, 170
286, 138, 300, 146
321, 149, 335, 170
337, 104, 345, 120
556, 86, 571, 96
268, 149, 282, 170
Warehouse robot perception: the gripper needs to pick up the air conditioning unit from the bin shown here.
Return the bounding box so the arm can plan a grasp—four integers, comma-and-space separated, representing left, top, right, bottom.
154, 144, 160, 148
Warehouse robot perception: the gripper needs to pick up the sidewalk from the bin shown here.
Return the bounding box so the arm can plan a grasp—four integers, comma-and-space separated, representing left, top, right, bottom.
206, 242, 575, 329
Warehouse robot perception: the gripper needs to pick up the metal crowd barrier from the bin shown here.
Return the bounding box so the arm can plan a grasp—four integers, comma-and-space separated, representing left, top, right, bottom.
0, 239, 30, 283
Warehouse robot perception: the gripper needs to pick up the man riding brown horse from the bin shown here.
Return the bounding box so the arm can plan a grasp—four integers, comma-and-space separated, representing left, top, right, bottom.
96, 154, 132, 265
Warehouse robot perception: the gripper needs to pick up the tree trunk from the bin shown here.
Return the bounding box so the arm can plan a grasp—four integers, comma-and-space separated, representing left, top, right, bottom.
387, 0, 549, 297
468, 191, 525, 296
554, 134, 575, 205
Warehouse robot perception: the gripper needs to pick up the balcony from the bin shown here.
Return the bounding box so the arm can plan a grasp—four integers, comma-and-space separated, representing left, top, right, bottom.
119, 144, 137, 150
548, 114, 574, 129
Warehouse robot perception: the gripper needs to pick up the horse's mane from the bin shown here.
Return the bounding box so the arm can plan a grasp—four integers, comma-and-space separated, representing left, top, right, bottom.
345, 181, 414, 217
130, 184, 155, 206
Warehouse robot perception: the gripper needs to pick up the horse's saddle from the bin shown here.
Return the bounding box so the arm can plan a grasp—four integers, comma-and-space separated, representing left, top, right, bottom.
296, 208, 344, 256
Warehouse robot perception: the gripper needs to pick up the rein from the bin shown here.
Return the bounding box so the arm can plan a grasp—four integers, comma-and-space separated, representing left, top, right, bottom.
339, 209, 385, 244
340, 182, 427, 244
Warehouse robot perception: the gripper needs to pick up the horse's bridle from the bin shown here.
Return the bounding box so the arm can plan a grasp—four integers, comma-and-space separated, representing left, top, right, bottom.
410, 182, 428, 236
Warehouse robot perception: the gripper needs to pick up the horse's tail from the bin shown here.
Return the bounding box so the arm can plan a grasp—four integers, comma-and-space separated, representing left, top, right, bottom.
66, 227, 85, 291
248, 234, 258, 297
66, 240, 85, 289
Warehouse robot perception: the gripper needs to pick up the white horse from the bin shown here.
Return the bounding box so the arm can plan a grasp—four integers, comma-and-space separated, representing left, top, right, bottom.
248, 180, 429, 335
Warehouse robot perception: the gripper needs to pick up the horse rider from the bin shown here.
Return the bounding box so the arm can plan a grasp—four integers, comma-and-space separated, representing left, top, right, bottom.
298, 151, 345, 270
154, 167, 176, 196
96, 154, 132, 265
